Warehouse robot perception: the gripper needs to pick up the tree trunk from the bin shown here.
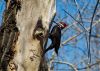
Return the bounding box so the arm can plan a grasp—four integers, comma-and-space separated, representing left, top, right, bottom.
0, 0, 56, 71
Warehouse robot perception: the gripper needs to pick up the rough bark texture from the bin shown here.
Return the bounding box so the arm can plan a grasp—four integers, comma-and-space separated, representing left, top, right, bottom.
0, 0, 55, 71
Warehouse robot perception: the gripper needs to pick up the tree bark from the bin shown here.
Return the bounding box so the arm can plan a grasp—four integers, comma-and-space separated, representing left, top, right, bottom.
0, 0, 56, 71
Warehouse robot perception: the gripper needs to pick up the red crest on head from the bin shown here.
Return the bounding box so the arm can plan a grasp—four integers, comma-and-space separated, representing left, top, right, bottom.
59, 22, 68, 29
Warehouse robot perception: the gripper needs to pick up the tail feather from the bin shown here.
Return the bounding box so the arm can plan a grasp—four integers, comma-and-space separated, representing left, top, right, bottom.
43, 44, 54, 56
55, 48, 59, 55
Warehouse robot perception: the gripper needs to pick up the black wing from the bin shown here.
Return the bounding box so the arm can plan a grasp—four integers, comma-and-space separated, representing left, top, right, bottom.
50, 25, 61, 46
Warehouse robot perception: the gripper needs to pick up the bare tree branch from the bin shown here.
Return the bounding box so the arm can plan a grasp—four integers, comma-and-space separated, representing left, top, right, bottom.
53, 61, 78, 71
88, 0, 99, 63
63, 9, 87, 32
77, 60, 100, 70
62, 20, 100, 45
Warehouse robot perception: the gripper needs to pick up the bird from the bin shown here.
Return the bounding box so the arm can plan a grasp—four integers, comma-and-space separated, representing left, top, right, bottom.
44, 22, 68, 55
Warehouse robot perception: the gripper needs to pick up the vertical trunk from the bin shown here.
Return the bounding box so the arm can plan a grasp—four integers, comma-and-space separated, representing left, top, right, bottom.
0, 0, 56, 71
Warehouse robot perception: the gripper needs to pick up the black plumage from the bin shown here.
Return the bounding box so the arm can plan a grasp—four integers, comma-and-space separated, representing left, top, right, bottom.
44, 25, 61, 55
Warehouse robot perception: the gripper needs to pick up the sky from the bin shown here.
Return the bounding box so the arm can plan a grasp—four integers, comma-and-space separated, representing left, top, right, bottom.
0, 0, 5, 25
53, 0, 99, 71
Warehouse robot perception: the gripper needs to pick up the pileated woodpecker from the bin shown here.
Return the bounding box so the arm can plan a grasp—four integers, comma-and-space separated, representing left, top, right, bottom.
44, 22, 68, 55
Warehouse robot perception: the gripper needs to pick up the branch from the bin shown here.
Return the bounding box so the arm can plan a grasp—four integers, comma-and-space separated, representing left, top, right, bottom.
63, 9, 87, 32
62, 20, 100, 45
77, 60, 100, 70
62, 1, 90, 35
53, 61, 78, 71
73, 0, 89, 62
88, 0, 99, 63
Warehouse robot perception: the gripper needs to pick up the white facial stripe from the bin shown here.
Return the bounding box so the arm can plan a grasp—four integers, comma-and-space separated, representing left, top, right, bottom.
60, 24, 64, 27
